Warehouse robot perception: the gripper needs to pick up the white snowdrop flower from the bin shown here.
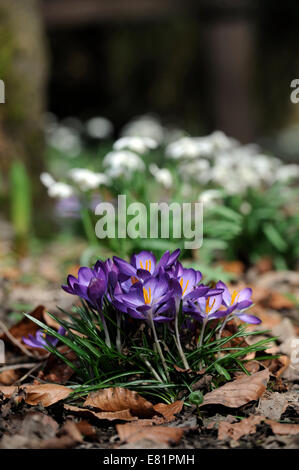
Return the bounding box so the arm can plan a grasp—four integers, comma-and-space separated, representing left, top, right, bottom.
86, 117, 113, 139
103, 150, 145, 179
209, 131, 238, 152
166, 137, 214, 160
275, 164, 299, 182
47, 125, 82, 157
48, 182, 74, 199
198, 190, 224, 209
121, 115, 165, 143
40, 172, 56, 188
149, 164, 173, 188
113, 136, 158, 154
179, 159, 211, 184
69, 168, 109, 191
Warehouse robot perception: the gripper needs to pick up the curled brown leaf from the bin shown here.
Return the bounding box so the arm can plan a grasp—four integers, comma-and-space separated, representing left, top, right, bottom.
200, 369, 270, 408
24, 383, 71, 406
116, 423, 184, 445
83, 387, 157, 418
64, 404, 137, 422
153, 401, 184, 422
218, 415, 264, 441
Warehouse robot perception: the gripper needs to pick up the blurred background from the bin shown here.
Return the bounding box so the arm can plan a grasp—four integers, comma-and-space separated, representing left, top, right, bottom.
1, 0, 299, 279
2, 1, 299, 175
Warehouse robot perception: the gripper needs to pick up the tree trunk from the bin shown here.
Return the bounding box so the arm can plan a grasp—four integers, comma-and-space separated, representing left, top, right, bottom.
0, 0, 48, 187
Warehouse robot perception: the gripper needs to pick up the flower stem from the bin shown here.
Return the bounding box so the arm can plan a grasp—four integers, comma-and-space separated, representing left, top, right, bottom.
99, 311, 111, 348
116, 312, 122, 354
198, 318, 208, 348
217, 315, 233, 342
149, 314, 170, 381
140, 355, 163, 383
174, 310, 190, 370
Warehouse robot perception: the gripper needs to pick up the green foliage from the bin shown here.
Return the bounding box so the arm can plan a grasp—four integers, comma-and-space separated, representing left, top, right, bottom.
10, 161, 31, 251
25, 305, 276, 404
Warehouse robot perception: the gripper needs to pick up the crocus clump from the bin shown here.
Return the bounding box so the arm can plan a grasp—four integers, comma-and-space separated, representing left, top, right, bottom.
62, 249, 259, 327
25, 249, 265, 397
60, 250, 260, 372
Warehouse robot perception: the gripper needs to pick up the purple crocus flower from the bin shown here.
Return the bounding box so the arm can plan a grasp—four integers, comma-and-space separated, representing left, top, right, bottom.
216, 281, 261, 324
156, 249, 181, 273
23, 327, 66, 350
62, 264, 107, 308
113, 251, 156, 292
185, 292, 226, 323
114, 273, 175, 322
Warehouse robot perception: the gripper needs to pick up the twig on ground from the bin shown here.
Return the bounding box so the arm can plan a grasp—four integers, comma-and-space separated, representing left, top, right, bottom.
0, 362, 37, 373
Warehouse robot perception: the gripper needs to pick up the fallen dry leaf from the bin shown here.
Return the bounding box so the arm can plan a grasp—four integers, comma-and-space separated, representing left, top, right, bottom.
268, 292, 294, 310
153, 401, 184, 422
0, 369, 20, 385
64, 404, 137, 422
41, 345, 76, 384
257, 392, 289, 420
234, 360, 260, 378
0, 385, 19, 399
116, 423, 184, 445
218, 415, 264, 441
24, 383, 71, 406
200, 369, 270, 408
75, 420, 97, 440
273, 356, 291, 379
39, 421, 83, 449
2, 305, 45, 344
266, 420, 299, 436
83, 387, 157, 418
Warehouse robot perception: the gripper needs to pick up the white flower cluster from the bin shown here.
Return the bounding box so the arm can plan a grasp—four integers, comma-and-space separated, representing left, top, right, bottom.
167, 132, 299, 195
103, 150, 145, 180
40, 168, 108, 199
113, 136, 158, 154
149, 164, 173, 189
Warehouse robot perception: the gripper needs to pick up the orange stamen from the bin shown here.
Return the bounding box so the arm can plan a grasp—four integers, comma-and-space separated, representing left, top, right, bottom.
230, 290, 239, 305
179, 278, 189, 295
206, 298, 216, 314
143, 287, 152, 304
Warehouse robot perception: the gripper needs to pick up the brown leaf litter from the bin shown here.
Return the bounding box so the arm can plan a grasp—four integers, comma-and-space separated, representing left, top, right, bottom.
200, 369, 270, 408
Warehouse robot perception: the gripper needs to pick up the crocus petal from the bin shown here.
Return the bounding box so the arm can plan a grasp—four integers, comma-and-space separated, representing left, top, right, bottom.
237, 313, 261, 324
216, 281, 231, 306
208, 310, 229, 320
238, 287, 253, 302
184, 286, 210, 301
61, 284, 75, 295
131, 251, 156, 274
77, 267, 95, 286
113, 256, 136, 278
236, 299, 253, 311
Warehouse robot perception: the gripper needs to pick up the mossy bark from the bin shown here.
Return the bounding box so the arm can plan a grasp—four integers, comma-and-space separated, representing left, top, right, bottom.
0, 0, 48, 188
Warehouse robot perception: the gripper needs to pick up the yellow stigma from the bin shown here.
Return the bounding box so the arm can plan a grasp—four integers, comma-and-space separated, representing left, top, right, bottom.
179, 278, 189, 295
131, 276, 139, 285
230, 290, 240, 305
205, 298, 216, 314
140, 259, 151, 272
143, 287, 152, 304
